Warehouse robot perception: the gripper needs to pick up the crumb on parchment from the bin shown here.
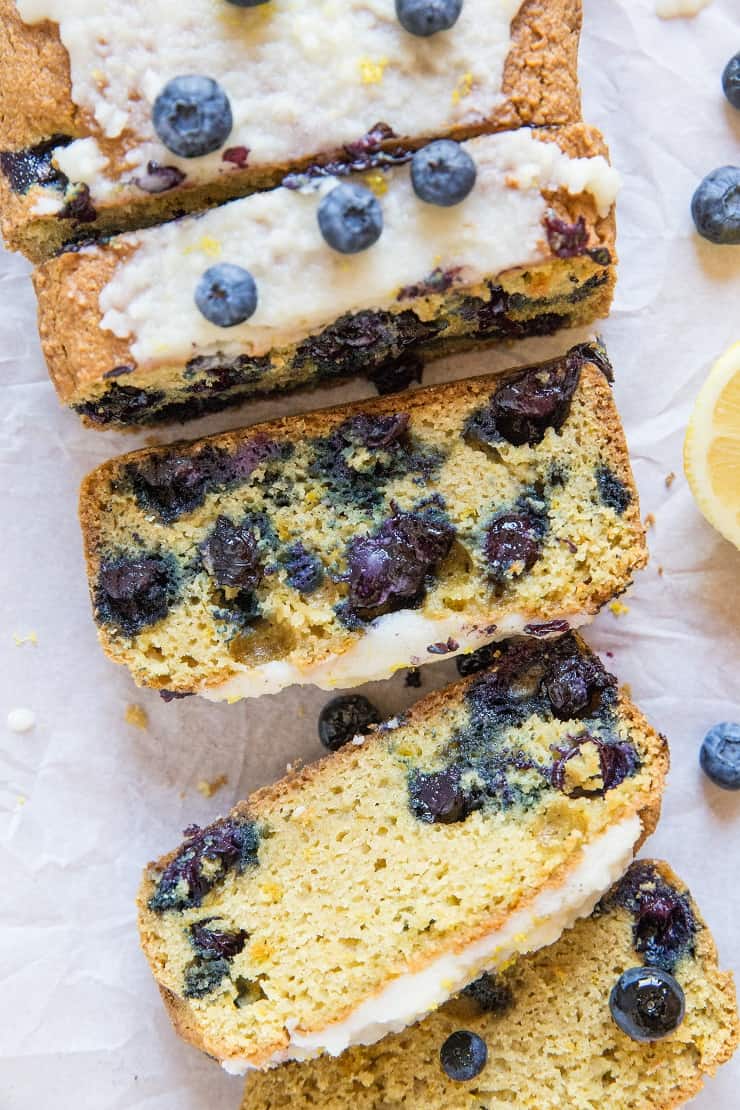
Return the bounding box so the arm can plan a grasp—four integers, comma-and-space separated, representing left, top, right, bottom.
665, 472, 676, 488
644, 513, 656, 528
609, 601, 630, 617
197, 774, 228, 798
13, 631, 38, 646
125, 704, 149, 730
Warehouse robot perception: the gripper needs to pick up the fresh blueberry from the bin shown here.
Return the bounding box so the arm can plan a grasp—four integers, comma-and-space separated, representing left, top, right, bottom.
411, 140, 476, 207
318, 694, 381, 751
722, 53, 740, 109
195, 263, 258, 327
439, 1030, 488, 1081
317, 183, 383, 254
691, 166, 740, 245
700, 722, 740, 790
153, 76, 233, 158
396, 0, 463, 37
609, 967, 685, 1042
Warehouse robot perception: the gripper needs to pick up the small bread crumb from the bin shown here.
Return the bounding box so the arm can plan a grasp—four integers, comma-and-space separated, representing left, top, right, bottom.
609, 601, 630, 617
658, 565, 664, 576
665, 472, 676, 488
644, 513, 656, 528
125, 703, 149, 730
7, 707, 36, 733
13, 631, 38, 647
197, 774, 228, 798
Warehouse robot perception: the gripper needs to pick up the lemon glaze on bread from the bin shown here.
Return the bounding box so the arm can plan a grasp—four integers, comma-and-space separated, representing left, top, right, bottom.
34, 124, 617, 428
137, 633, 668, 1071
240, 861, 739, 1107
0, 0, 582, 261
78, 343, 646, 700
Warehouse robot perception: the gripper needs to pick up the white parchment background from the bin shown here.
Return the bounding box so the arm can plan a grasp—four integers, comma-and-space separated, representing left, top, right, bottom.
1, 1, 739, 1106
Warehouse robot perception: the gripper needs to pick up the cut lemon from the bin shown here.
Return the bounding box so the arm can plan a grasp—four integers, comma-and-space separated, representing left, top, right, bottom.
684, 341, 740, 550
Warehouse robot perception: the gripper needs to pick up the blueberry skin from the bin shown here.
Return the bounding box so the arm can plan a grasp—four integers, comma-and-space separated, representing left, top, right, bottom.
609, 967, 685, 1043
722, 53, 740, 109
411, 140, 477, 207
318, 694, 381, 751
396, 0, 463, 37
317, 183, 383, 254
700, 722, 740, 790
153, 76, 233, 158
226, 0, 270, 5
195, 264, 258, 327
439, 1030, 488, 1081
691, 166, 740, 245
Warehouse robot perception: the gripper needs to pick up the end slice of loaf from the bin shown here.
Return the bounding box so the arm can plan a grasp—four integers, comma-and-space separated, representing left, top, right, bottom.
79, 343, 646, 700
0, 0, 582, 261
137, 632, 668, 1072
34, 124, 616, 428
241, 860, 739, 1108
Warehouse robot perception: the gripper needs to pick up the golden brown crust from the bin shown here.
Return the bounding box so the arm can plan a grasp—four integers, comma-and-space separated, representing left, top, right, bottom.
34, 121, 616, 415
0, 0, 583, 260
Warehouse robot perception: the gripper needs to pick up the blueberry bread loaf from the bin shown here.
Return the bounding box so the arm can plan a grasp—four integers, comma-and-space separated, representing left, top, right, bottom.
241, 861, 739, 1107
0, 0, 582, 262
78, 344, 646, 701
35, 124, 617, 429
137, 634, 668, 1072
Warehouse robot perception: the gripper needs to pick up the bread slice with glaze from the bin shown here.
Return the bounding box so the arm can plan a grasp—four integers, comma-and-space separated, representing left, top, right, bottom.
137, 632, 668, 1073
34, 124, 617, 428
0, 0, 582, 261
241, 860, 738, 1108
78, 342, 646, 701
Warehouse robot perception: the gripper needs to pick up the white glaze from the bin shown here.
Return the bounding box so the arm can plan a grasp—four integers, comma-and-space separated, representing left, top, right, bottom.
7, 707, 36, 733
96, 130, 620, 367
17, 0, 521, 203
202, 607, 591, 702
224, 814, 642, 1072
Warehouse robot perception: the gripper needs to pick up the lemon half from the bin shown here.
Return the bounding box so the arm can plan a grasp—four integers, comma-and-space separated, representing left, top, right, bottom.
684, 341, 740, 550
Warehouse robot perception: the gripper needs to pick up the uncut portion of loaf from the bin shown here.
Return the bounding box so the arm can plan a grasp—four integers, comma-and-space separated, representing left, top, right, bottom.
0, 0, 582, 261
78, 344, 646, 700
138, 633, 668, 1071
241, 861, 739, 1109
35, 124, 617, 429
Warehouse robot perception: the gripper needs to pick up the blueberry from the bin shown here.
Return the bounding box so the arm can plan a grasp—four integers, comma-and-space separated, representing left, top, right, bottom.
148, 818, 260, 913
226, 0, 270, 6
345, 510, 455, 612
199, 516, 262, 590
318, 694, 381, 751
408, 766, 471, 823
411, 140, 476, 207
183, 956, 231, 998
153, 76, 233, 158
195, 263, 258, 327
484, 511, 544, 581
97, 556, 173, 635
439, 1030, 488, 1081
700, 722, 740, 790
609, 967, 685, 1043
691, 166, 740, 245
396, 0, 463, 37
722, 53, 740, 109
317, 183, 383, 254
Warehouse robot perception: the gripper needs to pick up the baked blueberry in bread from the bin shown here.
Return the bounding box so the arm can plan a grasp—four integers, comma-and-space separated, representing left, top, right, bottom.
137, 633, 669, 1071
78, 343, 646, 700
34, 124, 618, 428
0, 0, 583, 261
240, 861, 738, 1106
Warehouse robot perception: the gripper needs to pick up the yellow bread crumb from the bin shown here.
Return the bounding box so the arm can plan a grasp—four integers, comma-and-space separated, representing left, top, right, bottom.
197, 774, 228, 798
13, 631, 38, 646
609, 601, 630, 617
644, 513, 656, 528
452, 72, 474, 105
125, 703, 149, 730
665, 471, 676, 488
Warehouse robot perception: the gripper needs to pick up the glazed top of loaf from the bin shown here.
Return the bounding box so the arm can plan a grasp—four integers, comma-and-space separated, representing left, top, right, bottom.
1, 0, 581, 213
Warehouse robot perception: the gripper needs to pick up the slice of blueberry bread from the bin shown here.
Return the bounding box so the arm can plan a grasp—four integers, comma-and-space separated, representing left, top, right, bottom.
78, 343, 646, 701
240, 861, 739, 1107
0, 0, 582, 261
137, 634, 669, 1072
35, 124, 617, 429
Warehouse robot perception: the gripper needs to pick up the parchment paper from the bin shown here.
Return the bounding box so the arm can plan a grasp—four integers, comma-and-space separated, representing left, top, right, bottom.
2, 1, 739, 1106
